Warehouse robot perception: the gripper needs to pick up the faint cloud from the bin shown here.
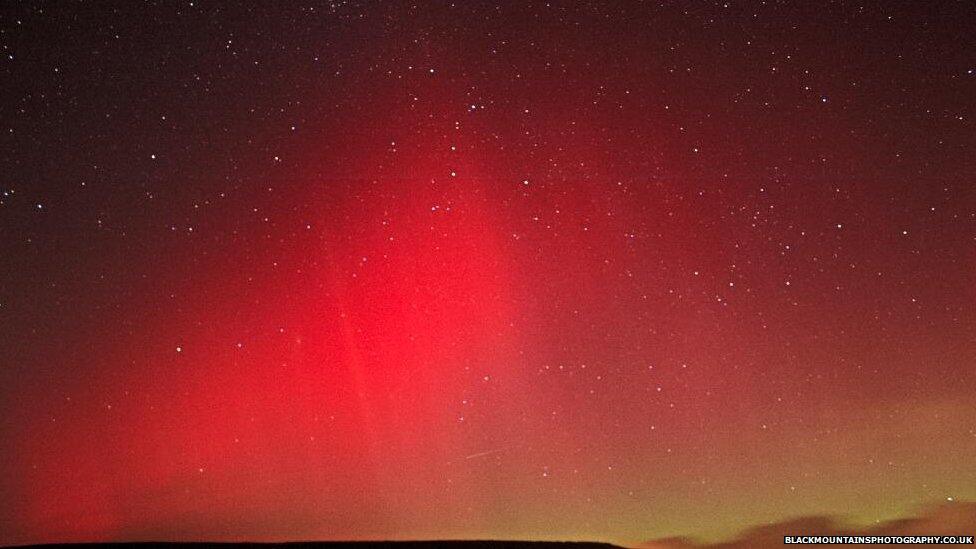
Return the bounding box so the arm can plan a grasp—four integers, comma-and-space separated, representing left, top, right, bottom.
636, 501, 976, 548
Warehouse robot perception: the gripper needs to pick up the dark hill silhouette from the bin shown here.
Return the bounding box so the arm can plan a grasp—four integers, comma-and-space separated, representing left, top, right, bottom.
6, 542, 624, 549
7, 503, 974, 549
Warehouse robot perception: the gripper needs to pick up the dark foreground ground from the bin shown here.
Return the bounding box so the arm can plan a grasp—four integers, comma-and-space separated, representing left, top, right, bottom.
7, 543, 624, 549
8, 503, 976, 549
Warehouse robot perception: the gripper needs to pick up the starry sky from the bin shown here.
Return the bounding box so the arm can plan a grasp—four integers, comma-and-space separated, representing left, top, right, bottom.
1, 1, 974, 546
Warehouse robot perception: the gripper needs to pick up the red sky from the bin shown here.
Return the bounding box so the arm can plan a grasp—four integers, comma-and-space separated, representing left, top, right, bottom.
1, 1, 974, 545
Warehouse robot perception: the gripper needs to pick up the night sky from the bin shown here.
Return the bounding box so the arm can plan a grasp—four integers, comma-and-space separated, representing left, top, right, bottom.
1, 1, 975, 546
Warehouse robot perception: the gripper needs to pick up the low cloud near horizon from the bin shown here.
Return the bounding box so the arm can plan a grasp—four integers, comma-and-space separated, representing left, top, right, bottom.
637, 501, 976, 548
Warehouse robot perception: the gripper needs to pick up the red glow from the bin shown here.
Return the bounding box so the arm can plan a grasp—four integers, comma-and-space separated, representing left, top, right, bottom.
3, 2, 975, 546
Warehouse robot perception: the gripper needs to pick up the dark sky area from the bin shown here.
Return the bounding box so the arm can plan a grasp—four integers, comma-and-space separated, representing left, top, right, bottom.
0, 1, 974, 546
